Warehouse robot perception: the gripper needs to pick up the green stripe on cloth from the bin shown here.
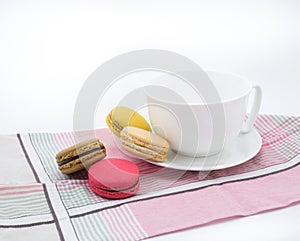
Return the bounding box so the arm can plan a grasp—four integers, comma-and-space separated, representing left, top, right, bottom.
72, 212, 115, 241
30, 133, 66, 180
269, 114, 289, 125
269, 115, 299, 132
0, 189, 50, 219
57, 183, 99, 209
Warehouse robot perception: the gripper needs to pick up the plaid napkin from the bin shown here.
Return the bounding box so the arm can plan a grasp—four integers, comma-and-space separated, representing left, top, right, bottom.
0, 115, 299, 241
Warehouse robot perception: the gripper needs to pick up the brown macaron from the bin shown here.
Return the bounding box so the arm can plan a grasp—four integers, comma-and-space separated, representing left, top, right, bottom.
56, 138, 106, 174
120, 126, 169, 162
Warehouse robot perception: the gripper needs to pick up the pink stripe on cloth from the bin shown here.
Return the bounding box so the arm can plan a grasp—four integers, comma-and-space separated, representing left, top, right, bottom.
0, 184, 42, 191
129, 163, 300, 237
0, 189, 44, 196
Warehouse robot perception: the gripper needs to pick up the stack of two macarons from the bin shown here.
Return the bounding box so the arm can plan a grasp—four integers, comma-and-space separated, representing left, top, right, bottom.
106, 106, 170, 162
55, 138, 140, 199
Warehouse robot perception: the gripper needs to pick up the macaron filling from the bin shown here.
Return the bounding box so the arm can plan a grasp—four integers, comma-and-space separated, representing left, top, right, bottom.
121, 138, 166, 158
121, 135, 168, 153
111, 120, 123, 133
57, 147, 105, 166
106, 113, 123, 135
89, 178, 139, 193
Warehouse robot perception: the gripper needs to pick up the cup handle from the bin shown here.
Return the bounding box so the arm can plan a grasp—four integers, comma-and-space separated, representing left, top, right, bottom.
241, 83, 263, 133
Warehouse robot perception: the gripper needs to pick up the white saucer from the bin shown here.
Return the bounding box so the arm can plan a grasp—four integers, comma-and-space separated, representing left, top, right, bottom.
145, 129, 262, 171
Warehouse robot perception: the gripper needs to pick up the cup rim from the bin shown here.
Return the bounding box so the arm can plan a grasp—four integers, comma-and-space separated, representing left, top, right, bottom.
145, 70, 253, 106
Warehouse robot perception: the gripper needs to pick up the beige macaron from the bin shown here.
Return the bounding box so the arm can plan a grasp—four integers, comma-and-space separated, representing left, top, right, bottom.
56, 138, 106, 174
120, 126, 169, 162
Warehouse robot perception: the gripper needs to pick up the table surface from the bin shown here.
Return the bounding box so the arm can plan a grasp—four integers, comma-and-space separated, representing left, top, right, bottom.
1, 1, 300, 240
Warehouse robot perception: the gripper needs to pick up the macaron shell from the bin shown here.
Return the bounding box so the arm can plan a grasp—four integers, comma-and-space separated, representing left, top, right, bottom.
106, 106, 151, 136
89, 179, 140, 199
88, 158, 139, 193
60, 161, 85, 175
56, 138, 105, 162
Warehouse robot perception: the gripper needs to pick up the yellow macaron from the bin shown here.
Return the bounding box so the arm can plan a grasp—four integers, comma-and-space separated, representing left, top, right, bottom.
106, 106, 151, 137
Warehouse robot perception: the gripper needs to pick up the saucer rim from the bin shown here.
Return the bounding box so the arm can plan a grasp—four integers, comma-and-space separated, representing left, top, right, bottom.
144, 129, 262, 171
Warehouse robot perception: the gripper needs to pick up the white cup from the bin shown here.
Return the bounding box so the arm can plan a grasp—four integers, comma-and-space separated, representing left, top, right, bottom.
146, 71, 262, 157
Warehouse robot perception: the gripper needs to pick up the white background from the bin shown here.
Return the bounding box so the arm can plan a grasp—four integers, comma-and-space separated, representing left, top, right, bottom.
0, 0, 300, 240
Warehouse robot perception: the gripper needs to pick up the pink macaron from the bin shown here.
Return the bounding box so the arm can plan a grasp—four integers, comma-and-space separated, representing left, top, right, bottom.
88, 158, 140, 199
